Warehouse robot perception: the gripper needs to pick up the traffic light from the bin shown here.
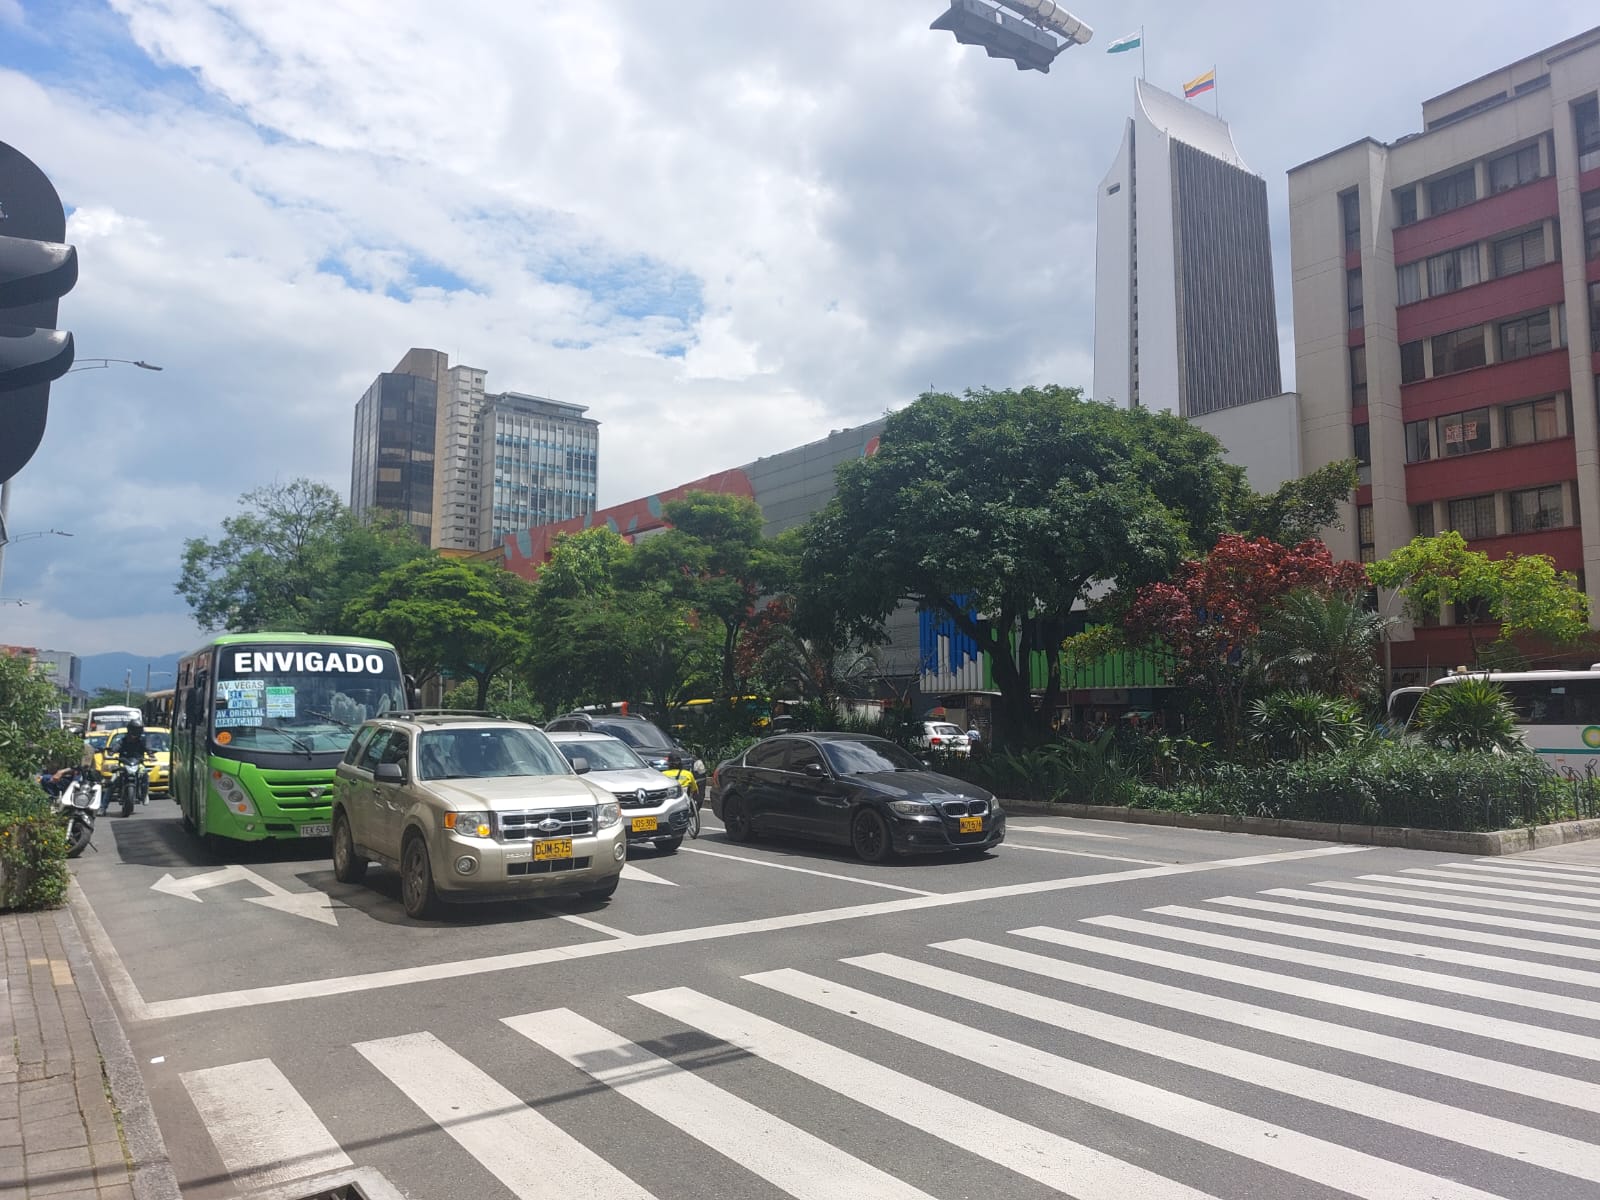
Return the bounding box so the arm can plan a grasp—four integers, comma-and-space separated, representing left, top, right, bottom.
0, 141, 77, 484
930, 0, 1091, 73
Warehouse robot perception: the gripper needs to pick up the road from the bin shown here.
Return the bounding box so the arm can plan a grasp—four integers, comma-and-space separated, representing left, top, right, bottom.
71, 800, 1600, 1200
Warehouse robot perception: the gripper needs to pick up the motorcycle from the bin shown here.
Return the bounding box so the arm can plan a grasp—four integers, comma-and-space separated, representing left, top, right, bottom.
106, 756, 149, 819
45, 768, 99, 858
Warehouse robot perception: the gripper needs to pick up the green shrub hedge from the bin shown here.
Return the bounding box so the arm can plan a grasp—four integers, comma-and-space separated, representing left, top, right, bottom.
0, 774, 70, 911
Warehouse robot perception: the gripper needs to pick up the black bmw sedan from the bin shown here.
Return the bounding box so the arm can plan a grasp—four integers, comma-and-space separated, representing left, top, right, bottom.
710, 732, 1005, 862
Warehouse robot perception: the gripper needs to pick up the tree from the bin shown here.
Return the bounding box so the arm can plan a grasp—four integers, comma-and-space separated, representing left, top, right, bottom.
1367, 532, 1590, 659
1124, 535, 1370, 750
802, 386, 1242, 744
1230, 460, 1359, 546
0, 655, 79, 778
739, 598, 879, 703
1255, 589, 1396, 703
346, 559, 535, 707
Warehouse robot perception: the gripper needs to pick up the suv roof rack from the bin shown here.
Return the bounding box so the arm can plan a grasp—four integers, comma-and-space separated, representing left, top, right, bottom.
383, 709, 536, 723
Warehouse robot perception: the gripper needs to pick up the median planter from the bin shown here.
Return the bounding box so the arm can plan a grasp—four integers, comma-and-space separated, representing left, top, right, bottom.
0, 780, 70, 911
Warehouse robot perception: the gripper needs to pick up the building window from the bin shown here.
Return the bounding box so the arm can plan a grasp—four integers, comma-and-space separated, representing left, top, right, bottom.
1577, 97, 1600, 173
1504, 397, 1561, 446
1509, 485, 1565, 533
1355, 505, 1376, 563
1426, 245, 1480, 295
1498, 310, 1553, 362
1590, 281, 1600, 345
1340, 190, 1361, 251
1414, 503, 1436, 537
1404, 419, 1432, 463
1396, 261, 1423, 305
1428, 168, 1477, 216
1440, 407, 1491, 456
1400, 340, 1426, 383
1583, 192, 1600, 261
1349, 345, 1367, 406
1432, 327, 1486, 375
1394, 186, 1418, 227
1346, 269, 1364, 330
1492, 228, 1545, 277
1447, 494, 1497, 540
1353, 423, 1371, 468
1488, 144, 1540, 193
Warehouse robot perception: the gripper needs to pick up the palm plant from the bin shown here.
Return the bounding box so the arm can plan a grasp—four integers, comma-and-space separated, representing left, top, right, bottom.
1248, 691, 1363, 761
1415, 677, 1524, 754
1256, 589, 1396, 703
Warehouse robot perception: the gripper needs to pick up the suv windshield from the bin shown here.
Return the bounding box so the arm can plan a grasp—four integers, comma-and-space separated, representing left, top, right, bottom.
554, 737, 646, 772
418, 727, 572, 780
821, 738, 923, 775
595, 719, 675, 751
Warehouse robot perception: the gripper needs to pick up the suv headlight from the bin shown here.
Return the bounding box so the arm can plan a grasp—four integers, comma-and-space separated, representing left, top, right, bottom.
667, 782, 683, 799
888, 799, 937, 817
596, 801, 621, 829
445, 810, 493, 838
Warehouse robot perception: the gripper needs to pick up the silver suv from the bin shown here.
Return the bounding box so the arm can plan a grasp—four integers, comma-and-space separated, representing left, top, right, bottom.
546, 731, 694, 853
331, 714, 626, 919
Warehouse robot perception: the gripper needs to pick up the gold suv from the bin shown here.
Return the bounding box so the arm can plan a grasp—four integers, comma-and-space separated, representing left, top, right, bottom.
331, 713, 626, 919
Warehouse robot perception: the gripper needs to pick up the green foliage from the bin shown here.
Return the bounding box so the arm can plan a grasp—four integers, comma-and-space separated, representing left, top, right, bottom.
953, 735, 1138, 805
0, 776, 70, 911
801, 386, 1242, 745
1248, 691, 1363, 760
1229, 459, 1358, 545
0, 656, 79, 778
1415, 677, 1524, 753
1255, 590, 1394, 702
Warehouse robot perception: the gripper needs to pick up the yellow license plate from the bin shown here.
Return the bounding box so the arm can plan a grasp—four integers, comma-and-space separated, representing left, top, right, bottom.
534, 838, 573, 861
631, 816, 658, 832
959, 816, 983, 834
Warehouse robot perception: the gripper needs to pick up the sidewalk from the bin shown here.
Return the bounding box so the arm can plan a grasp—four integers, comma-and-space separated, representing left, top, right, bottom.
0, 893, 176, 1200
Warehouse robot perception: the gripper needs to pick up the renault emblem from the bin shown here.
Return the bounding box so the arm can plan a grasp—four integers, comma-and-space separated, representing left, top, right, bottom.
635, 788, 648, 803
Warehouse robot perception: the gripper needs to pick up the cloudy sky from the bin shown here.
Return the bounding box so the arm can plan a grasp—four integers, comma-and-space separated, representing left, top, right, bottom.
1, 0, 1594, 658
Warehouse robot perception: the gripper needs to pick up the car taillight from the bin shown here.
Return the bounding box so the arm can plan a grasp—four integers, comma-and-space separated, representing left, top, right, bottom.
930, 737, 942, 745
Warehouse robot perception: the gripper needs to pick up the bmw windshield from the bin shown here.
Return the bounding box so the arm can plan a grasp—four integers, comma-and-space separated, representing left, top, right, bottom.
213, 645, 405, 755
821, 738, 924, 774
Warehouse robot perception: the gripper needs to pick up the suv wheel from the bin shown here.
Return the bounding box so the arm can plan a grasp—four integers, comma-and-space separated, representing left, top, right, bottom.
722, 794, 753, 843
401, 833, 440, 919
332, 811, 367, 884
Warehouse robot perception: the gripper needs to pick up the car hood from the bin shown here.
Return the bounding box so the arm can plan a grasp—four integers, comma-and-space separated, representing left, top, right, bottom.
424, 776, 609, 811
584, 767, 681, 792
843, 770, 995, 802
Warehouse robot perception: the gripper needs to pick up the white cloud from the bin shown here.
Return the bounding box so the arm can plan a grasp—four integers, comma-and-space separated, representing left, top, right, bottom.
3, 0, 1598, 655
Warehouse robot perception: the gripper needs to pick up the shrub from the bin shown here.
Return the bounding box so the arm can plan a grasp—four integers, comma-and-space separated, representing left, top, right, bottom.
1415, 677, 1523, 754
0, 774, 70, 911
1248, 691, 1364, 761
956, 735, 1137, 806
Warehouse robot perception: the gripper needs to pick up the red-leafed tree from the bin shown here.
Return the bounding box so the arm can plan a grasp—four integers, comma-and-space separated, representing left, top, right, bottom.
1125, 535, 1370, 748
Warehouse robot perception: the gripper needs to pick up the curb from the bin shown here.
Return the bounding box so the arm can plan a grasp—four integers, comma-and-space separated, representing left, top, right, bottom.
60, 881, 182, 1200
999, 799, 1600, 856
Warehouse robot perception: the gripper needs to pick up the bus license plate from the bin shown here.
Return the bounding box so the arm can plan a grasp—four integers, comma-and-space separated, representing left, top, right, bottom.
631, 816, 658, 832
299, 823, 331, 838
534, 838, 573, 861
958, 816, 983, 834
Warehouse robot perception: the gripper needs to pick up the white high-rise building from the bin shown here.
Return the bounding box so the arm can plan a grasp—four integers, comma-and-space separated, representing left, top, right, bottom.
1093, 80, 1283, 417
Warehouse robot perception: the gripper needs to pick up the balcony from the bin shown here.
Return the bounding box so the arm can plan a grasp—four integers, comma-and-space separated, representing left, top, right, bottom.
1395, 262, 1564, 343
1400, 349, 1573, 422
1404, 437, 1575, 504
1393, 177, 1557, 264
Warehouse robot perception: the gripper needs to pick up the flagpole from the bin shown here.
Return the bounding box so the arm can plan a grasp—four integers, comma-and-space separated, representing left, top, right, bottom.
1214, 64, 1220, 118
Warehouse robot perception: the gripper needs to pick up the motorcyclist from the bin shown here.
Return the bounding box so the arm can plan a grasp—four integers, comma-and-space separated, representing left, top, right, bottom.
109, 720, 150, 810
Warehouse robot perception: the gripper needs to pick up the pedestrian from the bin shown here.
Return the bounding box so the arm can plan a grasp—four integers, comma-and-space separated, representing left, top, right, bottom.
966, 725, 981, 755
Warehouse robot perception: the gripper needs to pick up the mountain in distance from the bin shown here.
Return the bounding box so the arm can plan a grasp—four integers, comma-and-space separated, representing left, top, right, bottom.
79, 651, 185, 694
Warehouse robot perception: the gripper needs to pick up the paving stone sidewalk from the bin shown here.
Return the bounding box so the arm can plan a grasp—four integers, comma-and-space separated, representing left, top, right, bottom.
0, 897, 175, 1200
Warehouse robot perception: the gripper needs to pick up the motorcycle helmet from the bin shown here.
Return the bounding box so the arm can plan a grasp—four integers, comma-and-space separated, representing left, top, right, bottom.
126, 719, 143, 736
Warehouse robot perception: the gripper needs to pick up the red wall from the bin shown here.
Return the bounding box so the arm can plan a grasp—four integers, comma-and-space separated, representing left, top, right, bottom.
1400, 349, 1573, 421
1396, 262, 1564, 342
1392, 177, 1557, 264
1404, 438, 1575, 503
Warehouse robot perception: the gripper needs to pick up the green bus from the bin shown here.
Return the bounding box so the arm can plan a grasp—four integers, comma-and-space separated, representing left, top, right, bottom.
172, 633, 409, 846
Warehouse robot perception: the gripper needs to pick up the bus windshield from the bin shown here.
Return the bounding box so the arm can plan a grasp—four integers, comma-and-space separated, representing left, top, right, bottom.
212, 645, 405, 754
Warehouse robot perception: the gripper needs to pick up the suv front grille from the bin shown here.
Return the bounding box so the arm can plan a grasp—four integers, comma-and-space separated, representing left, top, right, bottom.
258, 770, 337, 811
508, 857, 592, 876
499, 808, 596, 840
613, 786, 677, 809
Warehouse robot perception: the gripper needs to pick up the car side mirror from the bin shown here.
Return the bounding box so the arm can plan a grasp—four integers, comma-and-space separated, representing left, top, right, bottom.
804, 762, 824, 778
375, 762, 405, 784
570, 755, 590, 775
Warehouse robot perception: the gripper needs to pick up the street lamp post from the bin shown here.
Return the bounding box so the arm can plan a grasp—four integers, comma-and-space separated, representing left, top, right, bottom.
65, 359, 163, 373
145, 665, 172, 694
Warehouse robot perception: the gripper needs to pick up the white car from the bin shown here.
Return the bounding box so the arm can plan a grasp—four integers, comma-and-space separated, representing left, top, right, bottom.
546, 731, 695, 853
914, 721, 970, 757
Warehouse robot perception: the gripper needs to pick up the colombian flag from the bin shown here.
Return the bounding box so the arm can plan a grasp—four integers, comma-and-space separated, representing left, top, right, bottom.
1183, 69, 1216, 99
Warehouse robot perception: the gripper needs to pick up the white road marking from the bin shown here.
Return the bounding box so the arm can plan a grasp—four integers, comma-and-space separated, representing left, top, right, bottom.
1314, 879, 1600, 922
1004, 843, 1166, 865
936, 936, 1600, 1113
1491, 858, 1600, 878
1359, 873, 1600, 912
633, 986, 1219, 1200
845, 951, 1600, 1184
1211, 894, 1600, 960
1086, 914, 1600, 1020
127, 843, 1372, 1020
179, 1059, 351, 1189
1145, 903, 1600, 985
749, 969, 1509, 1200
1408, 865, 1600, 895
151, 863, 341, 925
355, 1031, 654, 1200
68, 880, 152, 1023
1443, 861, 1600, 884
1007, 823, 1127, 839
1015, 925, 1600, 1062
620, 863, 677, 886
679, 846, 935, 894
505, 1008, 934, 1200
551, 911, 634, 939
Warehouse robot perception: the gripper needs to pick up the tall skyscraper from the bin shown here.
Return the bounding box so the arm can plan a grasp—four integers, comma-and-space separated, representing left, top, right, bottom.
350, 350, 599, 550
1094, 80, 1283, 416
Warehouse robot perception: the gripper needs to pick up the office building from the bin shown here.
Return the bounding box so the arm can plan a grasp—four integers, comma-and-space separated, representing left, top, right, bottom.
1094, 80, 1283, 417
350, 350, 598, 551
1288, 27, 1600, 677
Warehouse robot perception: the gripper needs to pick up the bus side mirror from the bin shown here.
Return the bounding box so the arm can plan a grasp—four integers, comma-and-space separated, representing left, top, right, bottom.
404, 674, 418, 707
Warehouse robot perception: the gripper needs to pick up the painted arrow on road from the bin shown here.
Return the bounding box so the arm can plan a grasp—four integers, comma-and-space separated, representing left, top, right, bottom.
150, 865, 341, 926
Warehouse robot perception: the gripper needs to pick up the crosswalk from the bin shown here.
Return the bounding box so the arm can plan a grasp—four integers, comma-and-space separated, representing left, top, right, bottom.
180, 855, 1600, 1199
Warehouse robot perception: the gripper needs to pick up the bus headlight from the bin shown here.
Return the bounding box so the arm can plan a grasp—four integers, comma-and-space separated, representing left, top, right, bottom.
211, 769, 257, 816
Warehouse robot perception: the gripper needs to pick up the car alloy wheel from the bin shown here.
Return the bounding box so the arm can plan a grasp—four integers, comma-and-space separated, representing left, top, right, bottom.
401, 835, 439, 919
722, 794, 752, 843
852, 807, 891, 863
332, 812, 367, 884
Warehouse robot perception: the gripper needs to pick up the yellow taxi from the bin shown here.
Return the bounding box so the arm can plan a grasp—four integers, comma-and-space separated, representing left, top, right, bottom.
82, 730, 120, 775
104, 727, 172, 797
